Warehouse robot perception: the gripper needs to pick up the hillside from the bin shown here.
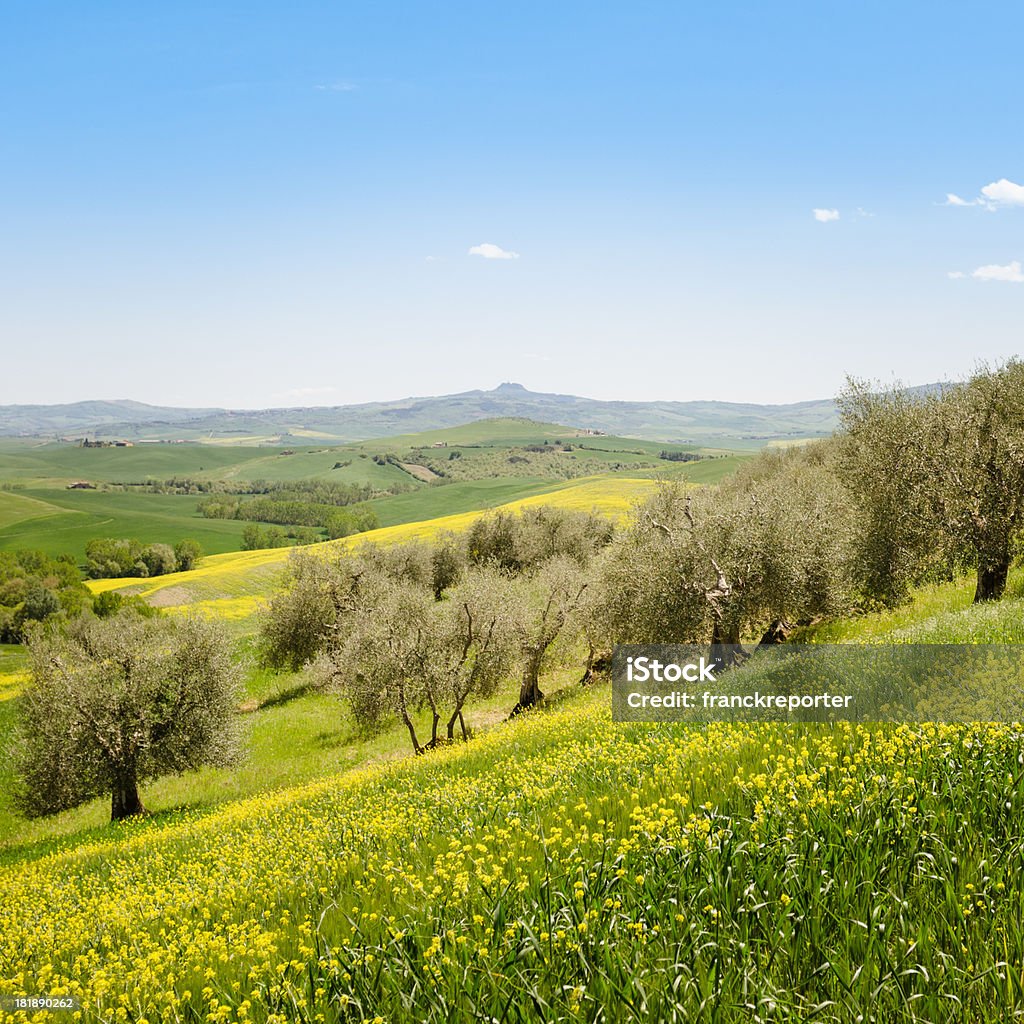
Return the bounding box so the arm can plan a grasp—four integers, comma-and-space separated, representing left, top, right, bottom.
2, 576, 1023, 1020
0, 383, 842, 445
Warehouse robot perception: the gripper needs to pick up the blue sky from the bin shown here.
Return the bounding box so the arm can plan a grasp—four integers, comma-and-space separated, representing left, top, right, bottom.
1, 1, 1022, 408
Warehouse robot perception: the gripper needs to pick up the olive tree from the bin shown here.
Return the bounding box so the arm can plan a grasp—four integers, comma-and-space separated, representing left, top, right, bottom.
595, 450, 856, 653
839, 362, 1024, 604
434, 565, 517, 739
319, 569, 517, 750
510, 556, 590, 714
836, 379, 953, 605
14, 611, 243, 821
322, 578, 436, 753
258, 550, 367, 671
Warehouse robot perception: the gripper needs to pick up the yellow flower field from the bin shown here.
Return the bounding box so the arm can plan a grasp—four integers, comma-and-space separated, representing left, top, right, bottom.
2, 687, 1022, 1022
84, 477, 659, 614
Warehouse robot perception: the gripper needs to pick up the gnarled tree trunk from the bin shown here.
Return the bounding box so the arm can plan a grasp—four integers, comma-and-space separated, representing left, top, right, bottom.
111, 773, 145, 821
758, 619, 794, 645
710, 619, 746, 670
975, 550, 1010, 603
511, 651, 545, 715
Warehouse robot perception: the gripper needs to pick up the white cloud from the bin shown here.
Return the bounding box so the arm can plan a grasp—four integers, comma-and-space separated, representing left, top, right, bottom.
947, 270, 966, 279
944, 179, 1024, 210
812, 208, 840, 222
315, 81, 357, 92
468, 242, 520, 260
980, 178, 1024, 206
972, 260, 1024, 282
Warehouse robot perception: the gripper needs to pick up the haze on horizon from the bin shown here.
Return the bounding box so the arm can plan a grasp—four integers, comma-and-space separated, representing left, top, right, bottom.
1, 2, 1021, 410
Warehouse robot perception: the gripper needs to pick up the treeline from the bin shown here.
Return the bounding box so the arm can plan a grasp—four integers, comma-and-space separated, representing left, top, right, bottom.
409, 446, 657, 481
202, 498, 379, 540
85, 538, 203, 579
10, 361, 1024, 822
114, 477, 396, 502
0, 550, 90, 642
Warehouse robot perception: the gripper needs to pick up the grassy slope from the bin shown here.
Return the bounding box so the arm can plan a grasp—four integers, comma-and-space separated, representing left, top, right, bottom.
3, 571, 1021, 853
2, 580, 1024, 1019
0, 490, 66, 529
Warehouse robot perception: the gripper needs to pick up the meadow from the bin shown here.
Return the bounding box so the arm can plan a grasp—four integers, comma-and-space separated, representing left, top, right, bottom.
80, 477, 664, 615
2, 667, 1024, 1021
3, 558, 1024, 1021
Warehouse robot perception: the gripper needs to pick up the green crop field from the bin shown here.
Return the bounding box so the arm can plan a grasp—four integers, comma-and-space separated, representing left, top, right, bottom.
0, 421, 739, 564
0, 489, 252, 559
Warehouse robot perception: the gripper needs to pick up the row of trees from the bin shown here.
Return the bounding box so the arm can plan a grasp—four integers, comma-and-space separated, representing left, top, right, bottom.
257, 362, 1024, 749
838, 362, 1024, 604
258, 507, 614, 750
201, 497, 379, 541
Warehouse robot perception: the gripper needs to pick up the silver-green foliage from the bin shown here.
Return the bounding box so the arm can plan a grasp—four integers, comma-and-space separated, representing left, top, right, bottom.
13, 610, 243, 820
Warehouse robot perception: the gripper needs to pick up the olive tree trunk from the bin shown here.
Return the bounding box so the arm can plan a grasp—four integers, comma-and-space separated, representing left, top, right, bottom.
974, 555, 1010, 602
111, 773, 145, 821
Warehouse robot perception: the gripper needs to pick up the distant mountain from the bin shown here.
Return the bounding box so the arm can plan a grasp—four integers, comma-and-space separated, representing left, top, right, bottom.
0, 384, 850, 446
0, 399, 221, 436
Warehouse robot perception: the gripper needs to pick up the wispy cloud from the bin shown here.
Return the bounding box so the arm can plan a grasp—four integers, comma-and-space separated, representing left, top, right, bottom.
315, 81, 357, 92
944, 179, 1024, 210
948, 261, 1024, 283
812, 208, 840, 223
468, 242, 520, 260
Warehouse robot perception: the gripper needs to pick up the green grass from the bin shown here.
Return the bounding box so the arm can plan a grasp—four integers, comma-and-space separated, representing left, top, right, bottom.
0, 656, 577, 858
367, 477, 577, 526
632, 453, 754, 483
0, 488, 255, 560
0, 428, 749, 564
5, 564, 1024, 1019
2, 692, 1021, 1021
0, 438, 275, 484
797, 568, 1024, 646
0, 490, 66, 529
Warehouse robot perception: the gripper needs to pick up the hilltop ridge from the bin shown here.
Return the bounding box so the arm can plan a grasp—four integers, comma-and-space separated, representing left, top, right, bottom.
0, 383, 843, 446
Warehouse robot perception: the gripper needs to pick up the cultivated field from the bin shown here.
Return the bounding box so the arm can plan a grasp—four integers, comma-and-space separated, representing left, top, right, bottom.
0, 424, 740, 563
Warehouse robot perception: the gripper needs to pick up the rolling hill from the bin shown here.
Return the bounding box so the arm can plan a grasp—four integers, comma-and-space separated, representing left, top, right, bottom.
0, 383, 842, 446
